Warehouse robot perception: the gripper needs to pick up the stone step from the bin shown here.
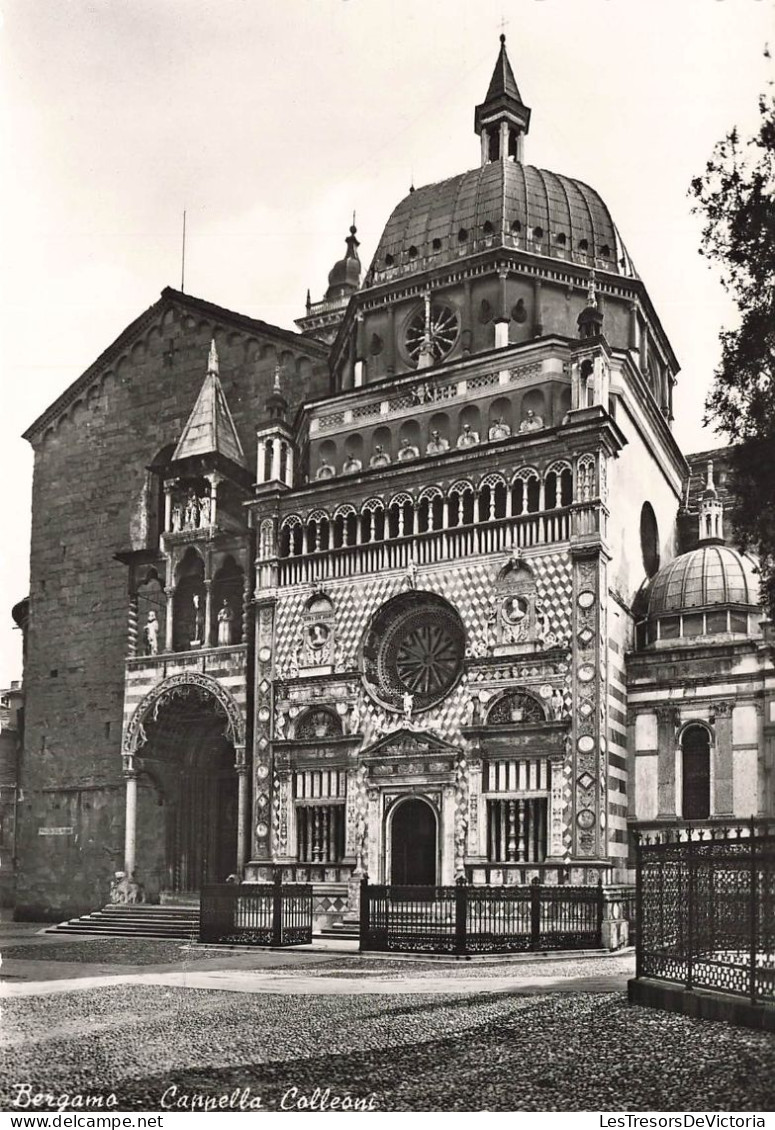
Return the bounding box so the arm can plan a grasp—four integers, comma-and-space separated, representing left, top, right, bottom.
45, 904, 200, 941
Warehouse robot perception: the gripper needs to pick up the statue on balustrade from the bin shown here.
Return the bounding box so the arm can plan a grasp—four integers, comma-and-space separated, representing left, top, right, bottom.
488, 417, 512, 441
426, 429, 449, 455
217, 598, 235, 646
171, 501, 183, 532
198, 492, 211, 528
369, 444, 391, 468
342, 454, 363, 475
519, 409, 544, 433
397, 437, 420, 462
184, 490, 199, 529
316, 457, 336, 480
143, 611, 160, 656
456, 423, 480, 448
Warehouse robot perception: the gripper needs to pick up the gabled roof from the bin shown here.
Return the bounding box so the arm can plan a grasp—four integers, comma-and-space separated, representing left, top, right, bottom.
171, 342, 246, 468
23, 287, 328, 442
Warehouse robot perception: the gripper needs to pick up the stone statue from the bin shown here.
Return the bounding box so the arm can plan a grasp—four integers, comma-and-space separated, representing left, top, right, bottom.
488, 417, 512, 441
519, 409, 544, 433
109, 870, 145, 905
342, 455, 362, 475
143, 611, 160, 656
184, 490, 198, 529
426, 429, 450, 455
198, 493, 211, 528
412, 381, 434, 405
217, 598, 235, 646
397, 438, 419, 462
316, 458, 335, 480
467, 696, 481, 726
171, 501, 183, 532
456, 423, 480, 448
349, 700, 361, 735
550, 687, 565, 719
369, 444, 391, 467
191, 593, 204, 646
402, 691, 414, 721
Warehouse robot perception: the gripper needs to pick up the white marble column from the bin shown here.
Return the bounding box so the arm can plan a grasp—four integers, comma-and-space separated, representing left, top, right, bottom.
124, 768, 138, 878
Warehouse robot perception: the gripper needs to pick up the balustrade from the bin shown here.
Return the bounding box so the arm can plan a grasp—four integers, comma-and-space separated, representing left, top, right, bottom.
278, 507, 574, 585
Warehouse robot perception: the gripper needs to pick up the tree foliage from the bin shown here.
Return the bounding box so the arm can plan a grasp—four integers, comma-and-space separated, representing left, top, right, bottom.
691, 54, 775, 616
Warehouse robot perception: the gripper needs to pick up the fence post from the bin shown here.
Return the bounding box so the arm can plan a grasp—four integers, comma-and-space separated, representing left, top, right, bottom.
596, 877, 605, 948
359, 874, 369, 952
686, 832, 695, 991
634, 832, 643, 978
272, 871, 282, 948
455, 875, 467, 956
750, 816, 758, 1005
530, 876, 541, 951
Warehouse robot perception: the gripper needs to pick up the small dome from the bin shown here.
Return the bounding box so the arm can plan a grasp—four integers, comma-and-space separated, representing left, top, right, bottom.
366, 161, 637, 287
646, 545, 760, 618
325, 225, 361, 300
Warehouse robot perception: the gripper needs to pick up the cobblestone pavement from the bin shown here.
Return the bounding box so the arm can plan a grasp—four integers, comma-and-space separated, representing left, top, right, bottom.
1, 984, 774, 1112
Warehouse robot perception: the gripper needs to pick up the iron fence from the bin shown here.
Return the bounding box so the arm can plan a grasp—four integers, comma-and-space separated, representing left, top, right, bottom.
200, 877, 313, 946
635, 819, 775, 1005
359, 876, 607, 954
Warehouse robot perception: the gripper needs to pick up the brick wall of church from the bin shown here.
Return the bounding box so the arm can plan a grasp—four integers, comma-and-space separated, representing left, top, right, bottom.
16, 297, 326, 918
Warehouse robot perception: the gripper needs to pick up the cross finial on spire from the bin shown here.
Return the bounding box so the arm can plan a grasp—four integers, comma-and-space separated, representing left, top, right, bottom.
207, 339, 219, 375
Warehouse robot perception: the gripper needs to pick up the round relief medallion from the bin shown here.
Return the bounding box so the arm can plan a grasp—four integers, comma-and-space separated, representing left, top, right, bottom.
539, 683, 553, 699
258, 646, 272, 663
578, 591, 596, 609
256, 764, 269, 780
578, 735, 595, 753
256, 822, 269, 838
578, 663, 595, 682
576, 809, 595, 830
362, 592, 465, 713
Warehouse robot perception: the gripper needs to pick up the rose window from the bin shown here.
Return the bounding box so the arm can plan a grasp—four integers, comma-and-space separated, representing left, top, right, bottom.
404, 303, 459, 365
362, 592, 465, 713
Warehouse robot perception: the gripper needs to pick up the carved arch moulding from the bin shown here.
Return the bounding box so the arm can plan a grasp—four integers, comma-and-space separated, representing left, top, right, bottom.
122, 671, 246, 754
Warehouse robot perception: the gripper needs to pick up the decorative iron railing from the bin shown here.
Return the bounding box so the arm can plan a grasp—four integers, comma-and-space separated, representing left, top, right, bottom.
634, 819, 775, 1005
199, 877, 313, 947
359, 876, 606, 954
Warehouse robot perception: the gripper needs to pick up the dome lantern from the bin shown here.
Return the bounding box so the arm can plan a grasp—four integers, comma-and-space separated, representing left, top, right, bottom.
698, 460, 725, 546
474, 35, 532, 166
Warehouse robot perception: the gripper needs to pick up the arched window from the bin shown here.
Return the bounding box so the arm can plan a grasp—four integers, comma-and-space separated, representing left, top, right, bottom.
681, 725, 711, 820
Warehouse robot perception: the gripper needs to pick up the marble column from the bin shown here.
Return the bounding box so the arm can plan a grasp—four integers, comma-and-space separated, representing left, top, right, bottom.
123, 765, 138, 878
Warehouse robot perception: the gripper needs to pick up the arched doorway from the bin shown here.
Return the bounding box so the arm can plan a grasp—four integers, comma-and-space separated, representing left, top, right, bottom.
133, 688, 239, 893
390, 797, 437, 885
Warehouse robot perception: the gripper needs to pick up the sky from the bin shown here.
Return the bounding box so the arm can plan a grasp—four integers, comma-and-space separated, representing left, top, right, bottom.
0, 0, 772, 687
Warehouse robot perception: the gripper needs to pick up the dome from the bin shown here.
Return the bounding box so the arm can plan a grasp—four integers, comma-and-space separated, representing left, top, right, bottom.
365, 161, 637, 288
325, 224, 361, 301
646, 546, 760, 618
